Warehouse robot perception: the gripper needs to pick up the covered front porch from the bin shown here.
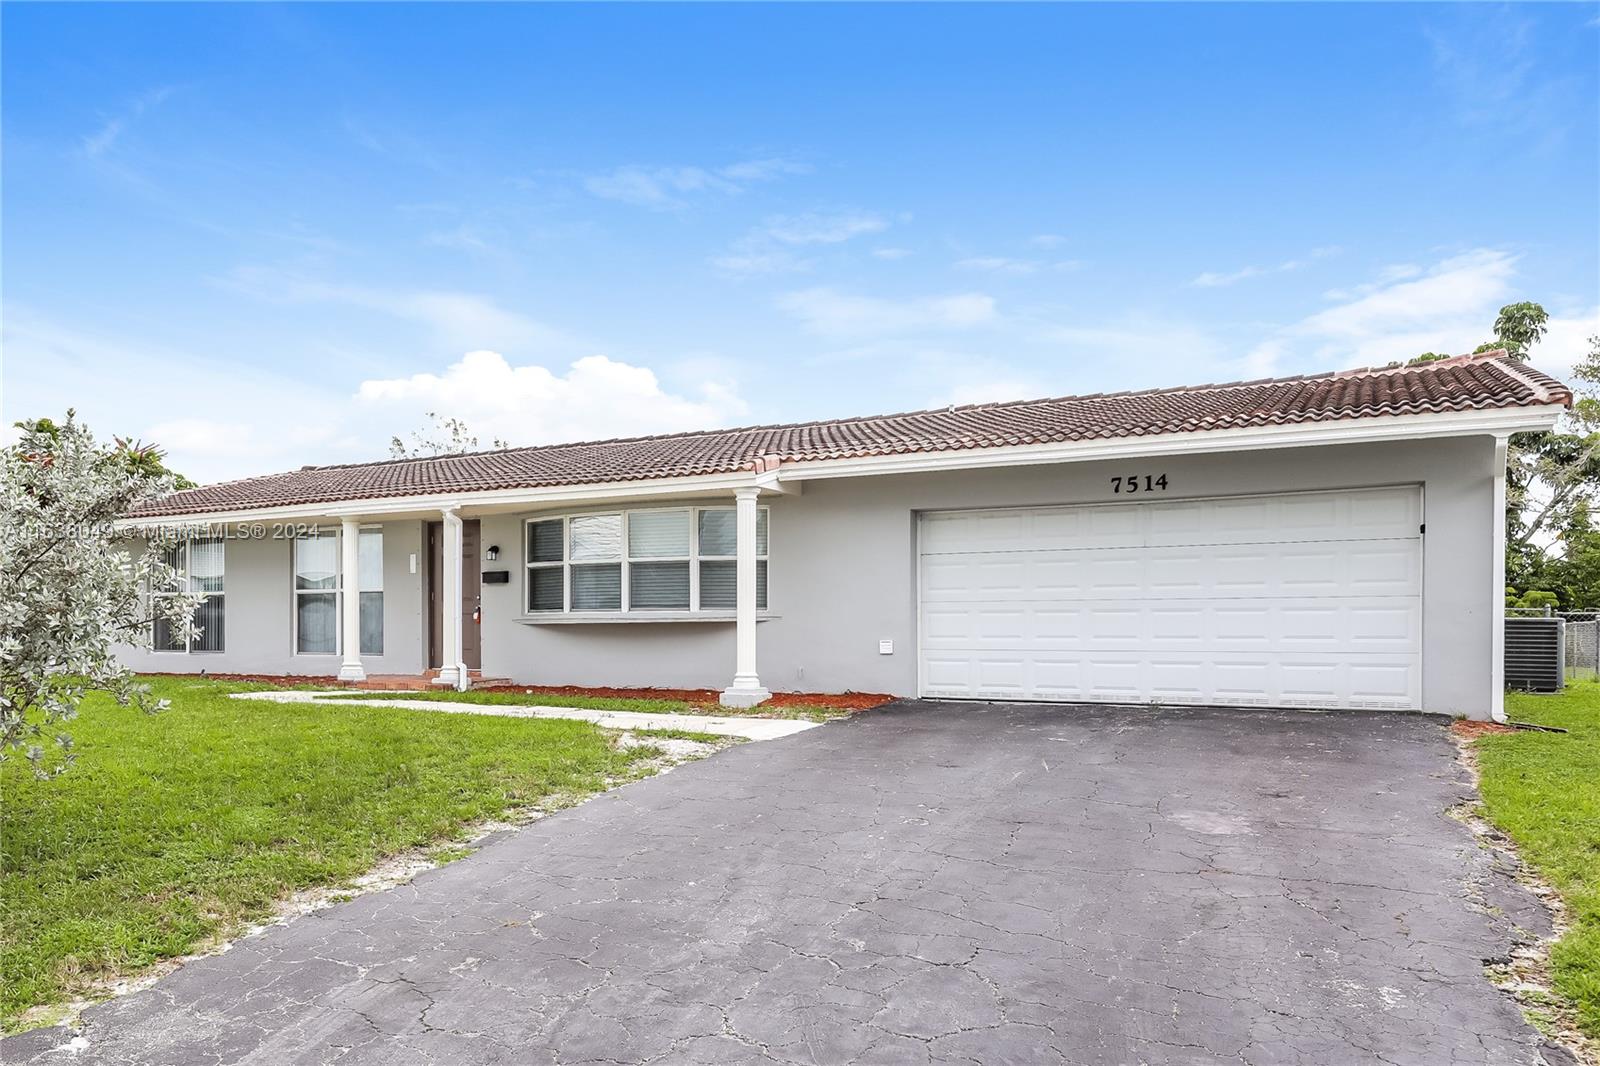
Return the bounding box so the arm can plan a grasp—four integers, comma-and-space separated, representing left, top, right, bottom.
126, 471, 791, 708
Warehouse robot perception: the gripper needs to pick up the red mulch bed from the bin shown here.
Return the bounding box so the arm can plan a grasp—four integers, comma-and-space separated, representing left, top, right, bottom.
473, 684, 895, 710
143, 671, 342, 685
142, 673, 895, 709
1452, 719, 1517, 739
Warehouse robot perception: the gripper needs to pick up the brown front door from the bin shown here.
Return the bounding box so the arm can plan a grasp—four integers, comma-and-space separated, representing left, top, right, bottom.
427, 519, 483, 671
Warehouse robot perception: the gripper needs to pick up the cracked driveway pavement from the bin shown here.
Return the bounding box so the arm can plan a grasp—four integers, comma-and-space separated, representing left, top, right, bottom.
6, 702, 1565, 1065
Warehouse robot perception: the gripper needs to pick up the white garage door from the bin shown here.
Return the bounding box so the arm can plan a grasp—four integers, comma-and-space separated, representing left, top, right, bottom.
918, 486, 1422, 710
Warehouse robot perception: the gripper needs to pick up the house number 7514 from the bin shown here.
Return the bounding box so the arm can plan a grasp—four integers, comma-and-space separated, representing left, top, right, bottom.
1110, 474, 1168, 494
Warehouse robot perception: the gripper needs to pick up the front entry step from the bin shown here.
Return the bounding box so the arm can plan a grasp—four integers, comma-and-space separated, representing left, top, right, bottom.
424, 669, 512, 690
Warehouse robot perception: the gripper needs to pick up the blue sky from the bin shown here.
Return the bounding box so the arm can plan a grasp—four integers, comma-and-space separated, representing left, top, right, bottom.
4, 2, 1597, 484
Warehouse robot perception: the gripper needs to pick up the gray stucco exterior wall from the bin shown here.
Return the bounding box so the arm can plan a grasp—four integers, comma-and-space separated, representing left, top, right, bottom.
118, 520, 428, 677
476, 435, 1498, 717
120, 434, 1500, 718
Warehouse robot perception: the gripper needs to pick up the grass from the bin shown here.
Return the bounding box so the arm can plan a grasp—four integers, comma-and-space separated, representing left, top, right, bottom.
1475, 682, 1600, 1040
321, 688, 852, 722
628, 726, 738, 744
0, 676, 665, 1032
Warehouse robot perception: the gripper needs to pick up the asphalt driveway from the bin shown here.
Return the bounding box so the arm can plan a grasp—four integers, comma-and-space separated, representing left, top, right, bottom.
6, 702, 1566, 1065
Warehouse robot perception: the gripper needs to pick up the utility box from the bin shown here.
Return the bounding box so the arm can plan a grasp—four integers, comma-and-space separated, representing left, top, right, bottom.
1505, 616, 1565, 693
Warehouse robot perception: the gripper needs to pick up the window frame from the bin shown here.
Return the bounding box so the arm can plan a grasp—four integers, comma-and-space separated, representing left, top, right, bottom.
357, 525, 384, 656
626, 507, 693, 612
524, 505, 769, 616
152, 536, 226, 654
695, 507, 768, 612
292, 530, 342, 656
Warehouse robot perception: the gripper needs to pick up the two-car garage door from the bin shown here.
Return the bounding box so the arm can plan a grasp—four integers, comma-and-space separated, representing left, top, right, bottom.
918, 487, 1422, 710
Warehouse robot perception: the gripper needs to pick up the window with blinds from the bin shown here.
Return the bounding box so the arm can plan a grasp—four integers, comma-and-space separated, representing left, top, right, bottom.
697, 508, 767, 611
359, 528, 384, 655
525, 506, 769, 614
152, 537, 226, 653
628, 509, 690, 609
294, 533, 339, 654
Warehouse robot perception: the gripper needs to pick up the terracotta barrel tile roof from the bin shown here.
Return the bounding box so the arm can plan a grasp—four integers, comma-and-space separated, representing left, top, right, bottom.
131, 351, 1570, 518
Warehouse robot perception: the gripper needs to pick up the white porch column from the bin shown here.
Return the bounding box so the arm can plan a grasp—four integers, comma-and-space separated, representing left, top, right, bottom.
721, 486, 771, 708
1490, 435, 1509, 723
337, 516, 366, 682
434, 506, 469, 691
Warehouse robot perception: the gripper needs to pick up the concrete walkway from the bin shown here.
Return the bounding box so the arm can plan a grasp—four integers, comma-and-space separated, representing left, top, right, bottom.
228, 689, 819, 741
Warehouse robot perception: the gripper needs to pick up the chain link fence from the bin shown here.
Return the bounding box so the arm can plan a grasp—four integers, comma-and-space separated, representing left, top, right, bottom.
1562, 612, 1600, 681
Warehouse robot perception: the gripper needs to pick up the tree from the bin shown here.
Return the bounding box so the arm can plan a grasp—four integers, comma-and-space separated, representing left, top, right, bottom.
19, 416, 199, 489
1504, 327, 1600, 608
388, 412, 510, 458
1475, 302, 1549, 362
1, 413, 203, 775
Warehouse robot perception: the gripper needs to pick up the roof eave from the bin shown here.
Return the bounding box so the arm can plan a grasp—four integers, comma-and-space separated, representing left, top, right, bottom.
118, 401, 1561, 529
770, 402, 1562, 483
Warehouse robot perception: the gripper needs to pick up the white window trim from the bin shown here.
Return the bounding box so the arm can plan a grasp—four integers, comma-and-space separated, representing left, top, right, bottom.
292, 530, 342, 657
626, 507, 694, 612
524, 505, 768, 617
693, 507, 769, 613
357, 524, 384, 657
570, 511, 625, 612
152, 537, 225, 654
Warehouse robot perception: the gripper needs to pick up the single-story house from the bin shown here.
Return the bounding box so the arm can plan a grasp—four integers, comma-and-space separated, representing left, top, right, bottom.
120, 350, 1569, 721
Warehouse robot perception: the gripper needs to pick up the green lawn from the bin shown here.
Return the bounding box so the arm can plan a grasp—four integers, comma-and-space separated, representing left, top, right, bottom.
0, 677, 664, 1031
321, 688, 852, 721
1477, 683, 1600, 1040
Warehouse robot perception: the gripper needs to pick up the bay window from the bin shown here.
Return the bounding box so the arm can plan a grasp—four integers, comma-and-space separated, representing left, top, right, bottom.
526, 506, 768, 614
153, 537, 225, 652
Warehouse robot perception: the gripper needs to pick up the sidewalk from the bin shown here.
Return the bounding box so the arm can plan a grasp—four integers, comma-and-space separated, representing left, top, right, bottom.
231, 690, 820, 741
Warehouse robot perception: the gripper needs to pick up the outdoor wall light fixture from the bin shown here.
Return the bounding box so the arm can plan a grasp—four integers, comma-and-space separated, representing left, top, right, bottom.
485, 545, 500, 561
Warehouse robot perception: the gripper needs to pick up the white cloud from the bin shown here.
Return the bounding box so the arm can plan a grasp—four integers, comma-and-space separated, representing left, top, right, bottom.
0, 306, 355, 484
1322, 263, 1422, 301
1297, 249, 1515, 340
222, 267, 563, 352
424, 225, 505, 258
1188, 246, 1339, 288
713, 211, 889, 276
2, 304, 750, 483
761, 211, 887, 245
936, 370, 1051, 407
81, 85, 177, 158
717, 158, 810, 183
778, 288, 997, 337
356, 350, 745, 447
955, 256, 1084, 276
1529, 308, 1600, 382
1036, 317, 1234, 381
584, 158, 809, 209
872, 247, 912, 260
1189, 265, 1269, 288
1029, 234, 1067, 248
710, 249, 811, 277
1425, 9, 1574, 143
1242, 248, 1521, 372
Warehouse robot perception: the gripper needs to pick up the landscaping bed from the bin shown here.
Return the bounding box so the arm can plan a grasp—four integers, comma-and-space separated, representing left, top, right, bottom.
321, 685, 894, 722
473, 684, 894, 711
